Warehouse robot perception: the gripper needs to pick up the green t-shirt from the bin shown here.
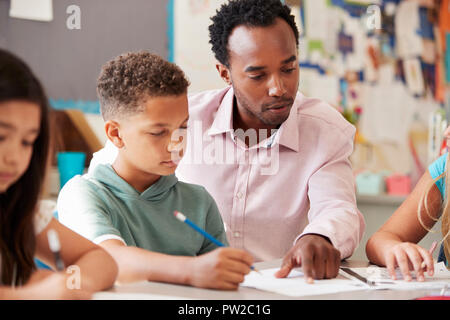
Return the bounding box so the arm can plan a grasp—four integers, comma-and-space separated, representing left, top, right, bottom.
57, 164, 228, 256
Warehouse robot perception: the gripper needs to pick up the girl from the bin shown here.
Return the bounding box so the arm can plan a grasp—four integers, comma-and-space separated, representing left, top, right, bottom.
366, 138, 450, 281
0, 49, 118, 299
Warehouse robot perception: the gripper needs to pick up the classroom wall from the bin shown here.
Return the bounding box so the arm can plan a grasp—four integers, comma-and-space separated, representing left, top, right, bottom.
0, 0, 169, 101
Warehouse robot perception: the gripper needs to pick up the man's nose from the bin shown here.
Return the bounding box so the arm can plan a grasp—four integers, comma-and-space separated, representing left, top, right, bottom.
268, 75, 286, 97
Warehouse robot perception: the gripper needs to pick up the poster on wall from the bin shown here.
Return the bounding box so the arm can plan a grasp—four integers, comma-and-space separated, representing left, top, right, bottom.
171, 0, 228, 93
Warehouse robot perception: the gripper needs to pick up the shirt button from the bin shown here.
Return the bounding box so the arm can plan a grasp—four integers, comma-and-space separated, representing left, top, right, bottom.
233, 231, 241, 238
236, 192, 243, 199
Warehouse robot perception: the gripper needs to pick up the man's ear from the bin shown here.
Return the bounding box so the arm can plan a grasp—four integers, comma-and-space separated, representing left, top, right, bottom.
104, 120, 124, 148
216, 63, 232, 86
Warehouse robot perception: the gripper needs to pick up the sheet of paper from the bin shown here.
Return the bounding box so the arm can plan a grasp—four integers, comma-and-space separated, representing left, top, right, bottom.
9, 0, 53, 22
299, 70, 340, 107
303, 0, 329, 41
358, 81, 416, 145
395, 0, 422, 58
241, 268, 366, 297
403, 58, 425, 95
348, 262, 450, 291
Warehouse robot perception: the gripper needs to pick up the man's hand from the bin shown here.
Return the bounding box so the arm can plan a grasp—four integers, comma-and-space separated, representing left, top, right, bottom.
274, 234, 341, 283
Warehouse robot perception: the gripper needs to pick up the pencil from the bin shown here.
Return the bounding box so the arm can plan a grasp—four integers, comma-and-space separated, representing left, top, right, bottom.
174, 210, 261, 274
420, 240, 438, 271
47, 229, 65, 271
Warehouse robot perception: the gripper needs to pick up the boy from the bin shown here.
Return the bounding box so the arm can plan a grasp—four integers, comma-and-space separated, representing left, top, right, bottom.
57, 51, 253, 290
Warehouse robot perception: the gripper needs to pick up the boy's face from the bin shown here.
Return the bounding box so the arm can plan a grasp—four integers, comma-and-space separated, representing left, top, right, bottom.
114, 94, 189, 177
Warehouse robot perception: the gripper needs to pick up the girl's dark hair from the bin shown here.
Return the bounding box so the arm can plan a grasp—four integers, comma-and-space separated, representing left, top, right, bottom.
209, 0, 299, 67
0, 49, 50, 286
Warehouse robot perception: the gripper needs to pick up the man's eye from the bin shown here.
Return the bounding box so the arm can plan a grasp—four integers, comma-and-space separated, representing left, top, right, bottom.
249, 74, 264, 80
283, 68, 296, 73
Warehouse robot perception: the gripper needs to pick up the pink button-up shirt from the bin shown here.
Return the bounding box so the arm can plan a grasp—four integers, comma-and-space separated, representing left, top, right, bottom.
176, 86, 365, 262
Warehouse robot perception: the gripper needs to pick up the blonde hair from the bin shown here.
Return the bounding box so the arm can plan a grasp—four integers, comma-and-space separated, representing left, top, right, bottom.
418, 153, 450, 265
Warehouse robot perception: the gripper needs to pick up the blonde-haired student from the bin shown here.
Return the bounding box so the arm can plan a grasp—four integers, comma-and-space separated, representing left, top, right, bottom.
366, 140, 450, 281
57, 51, 253, 290
0, 49, 118, 299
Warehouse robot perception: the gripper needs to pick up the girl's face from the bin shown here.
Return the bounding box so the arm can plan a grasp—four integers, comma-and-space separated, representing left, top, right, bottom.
0, 100, 41, 193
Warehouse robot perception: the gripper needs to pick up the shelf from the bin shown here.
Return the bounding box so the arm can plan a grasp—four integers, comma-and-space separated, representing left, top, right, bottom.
356, 193, 407, 206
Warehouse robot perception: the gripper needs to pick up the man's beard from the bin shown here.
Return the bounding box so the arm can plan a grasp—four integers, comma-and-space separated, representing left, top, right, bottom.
232, 84, 293, 127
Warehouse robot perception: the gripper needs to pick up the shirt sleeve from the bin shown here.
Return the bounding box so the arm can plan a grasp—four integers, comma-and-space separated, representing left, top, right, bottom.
56, 176, 125, 244
428, 152, 448, 198
298, 125, 365, 259
34, 200, 56, 235
198, 191, 229, 254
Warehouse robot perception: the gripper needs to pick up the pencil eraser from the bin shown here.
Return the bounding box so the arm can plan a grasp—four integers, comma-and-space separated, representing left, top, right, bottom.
174, 211, 186, 222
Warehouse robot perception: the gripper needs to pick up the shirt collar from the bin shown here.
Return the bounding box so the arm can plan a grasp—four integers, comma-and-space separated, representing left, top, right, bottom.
207, 86, 235, 136
207, 86, 300, 152
92, 164, 178, 200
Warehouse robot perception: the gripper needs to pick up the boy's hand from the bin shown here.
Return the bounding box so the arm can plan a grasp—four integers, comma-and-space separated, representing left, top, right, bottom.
188, 247, 254, 290
275, 234, 341, 282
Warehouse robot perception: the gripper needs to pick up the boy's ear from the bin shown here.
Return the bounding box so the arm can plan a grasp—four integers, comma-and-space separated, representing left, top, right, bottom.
104, 120, 124, 148
216, 63, 232, 86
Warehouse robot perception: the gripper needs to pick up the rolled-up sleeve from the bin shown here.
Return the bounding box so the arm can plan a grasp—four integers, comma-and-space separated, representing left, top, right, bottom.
299, 125, 365, 259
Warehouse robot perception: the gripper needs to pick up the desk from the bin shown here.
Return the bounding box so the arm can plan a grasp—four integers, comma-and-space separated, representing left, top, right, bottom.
95, 259, 441, 300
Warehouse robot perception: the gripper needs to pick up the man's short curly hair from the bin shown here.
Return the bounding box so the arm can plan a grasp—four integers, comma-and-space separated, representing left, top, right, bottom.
209, 0, 299, 67
97, 51, 190, 120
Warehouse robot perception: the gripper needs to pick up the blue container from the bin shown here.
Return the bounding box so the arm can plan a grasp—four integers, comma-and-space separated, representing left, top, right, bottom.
57, 152, 86, 189
355, 172, 385, 196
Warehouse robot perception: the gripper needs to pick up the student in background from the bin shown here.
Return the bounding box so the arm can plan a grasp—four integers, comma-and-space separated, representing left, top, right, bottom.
366, 149, 449, 280
57, 51, 253, 290
0, 49, 118, 299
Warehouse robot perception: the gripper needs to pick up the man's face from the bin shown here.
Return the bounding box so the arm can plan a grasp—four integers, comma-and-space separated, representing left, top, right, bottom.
219, 18, 299, 129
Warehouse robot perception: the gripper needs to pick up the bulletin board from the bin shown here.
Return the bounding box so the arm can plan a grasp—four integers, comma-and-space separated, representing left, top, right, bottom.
170, 0, 450, 184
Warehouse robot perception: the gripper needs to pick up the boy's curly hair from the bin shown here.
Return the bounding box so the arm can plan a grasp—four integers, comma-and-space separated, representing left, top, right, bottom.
209, 0, 299, 67
97, 51, 190, 120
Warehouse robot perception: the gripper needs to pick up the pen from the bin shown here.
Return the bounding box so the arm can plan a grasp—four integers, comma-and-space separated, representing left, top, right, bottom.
47, 229, 65, 271
340, 267, 376, 287
420, 241, 438, 271
174, 211, 261, 274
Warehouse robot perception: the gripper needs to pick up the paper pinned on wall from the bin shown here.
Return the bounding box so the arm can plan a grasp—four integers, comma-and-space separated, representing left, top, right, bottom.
395, 0, 422, 58
9, 0, 53, 22
299, 69, 340, 107
359, 81, 416, 145
403, 58, 425, 95
303, 0, 329, 41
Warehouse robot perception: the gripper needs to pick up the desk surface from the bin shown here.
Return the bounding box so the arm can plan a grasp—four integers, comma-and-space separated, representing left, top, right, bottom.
96, 260, 441, 300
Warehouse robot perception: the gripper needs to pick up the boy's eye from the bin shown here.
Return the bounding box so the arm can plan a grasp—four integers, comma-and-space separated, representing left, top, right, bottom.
149, 130, 166, 136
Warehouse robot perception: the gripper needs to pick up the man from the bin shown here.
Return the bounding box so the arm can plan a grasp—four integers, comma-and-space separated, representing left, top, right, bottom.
90, 0, 365, 281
